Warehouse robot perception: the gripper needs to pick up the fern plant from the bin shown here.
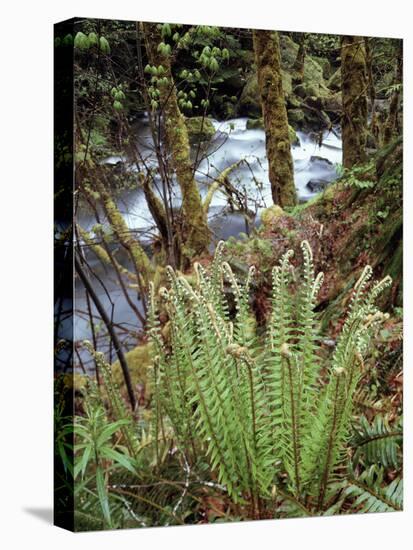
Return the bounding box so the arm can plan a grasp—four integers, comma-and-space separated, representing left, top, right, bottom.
148, 240, 394, 516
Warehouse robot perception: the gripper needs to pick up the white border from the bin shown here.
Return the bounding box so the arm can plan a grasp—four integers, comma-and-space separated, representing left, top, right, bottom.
1, 1, 411, 548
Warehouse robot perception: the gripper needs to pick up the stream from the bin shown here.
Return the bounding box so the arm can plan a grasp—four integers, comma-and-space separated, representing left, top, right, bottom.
74, 117, 342, 370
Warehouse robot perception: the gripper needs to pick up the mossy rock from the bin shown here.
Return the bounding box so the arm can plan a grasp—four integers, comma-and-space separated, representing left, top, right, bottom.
185, 116, 216, 144
281, 69, 293, 97
246, 118, 299, 146
261, 204, 286, 228
239, 73, 261, 117
327, 67, 341, 91
111, 343, 154, 394
280, 34, 300, 66
289, 124, 300, 145
246, 118, 299, 145
287, 94, 302, 108
303, 58, 330, 97
280, 34, 330, 100
294, 82, 319, 99
322, 92, 342, 114
239, 70, 292, 117
311, 55, 333, 79
288, 108, 305, 125
246, 117, 264, 130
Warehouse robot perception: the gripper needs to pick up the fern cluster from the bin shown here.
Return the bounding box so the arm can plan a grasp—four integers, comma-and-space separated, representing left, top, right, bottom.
149, 240, 394, 514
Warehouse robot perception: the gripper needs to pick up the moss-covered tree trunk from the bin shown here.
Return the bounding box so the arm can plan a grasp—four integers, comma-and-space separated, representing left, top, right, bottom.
292, 33, 306, 84
364, 37, 380, 147
341, 36, 368, 168
383, 41, 402, 146
253, 30, 296, 207
142, 23, 210, 258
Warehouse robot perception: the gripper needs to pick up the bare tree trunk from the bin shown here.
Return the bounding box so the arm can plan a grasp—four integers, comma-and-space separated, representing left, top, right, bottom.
341, 36, 368, 168
253, 30, 297, 207
75, 255, 137, 411
142, 23, 210, 258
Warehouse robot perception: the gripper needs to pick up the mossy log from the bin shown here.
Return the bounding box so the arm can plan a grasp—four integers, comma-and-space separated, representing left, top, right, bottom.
93, 177, 154, 288
77, 225, 135, 281
253, 30, 297, 207
203, 160, 244, 214
142, 176, 169, 245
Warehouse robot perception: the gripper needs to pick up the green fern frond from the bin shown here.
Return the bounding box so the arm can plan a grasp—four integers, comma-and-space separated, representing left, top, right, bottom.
352, 414, 403, 469
345, 468, 403, 513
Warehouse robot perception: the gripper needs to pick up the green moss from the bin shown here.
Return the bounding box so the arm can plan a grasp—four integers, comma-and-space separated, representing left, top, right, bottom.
246, 118, 300, 148
281, 69, 293, 97
341, 37, 368, 168
246, 118, 264, 130
279, 34, 300, 66
376, 136, 403, 181
303, 57, 330, 96
253, 30, 296, 207
288, 108, 305, 125
287, 95, 302, 108
92, 181, 153, 285
311, 55, 332, 79
185, 116, 216, 143
145, 23, 211, 258
327, 68, 341, 91
280, 35, 329, 95
294, 82, 319, 99
239, 73, 261, 117
240, 70, 293, 117
260, 204, 286, 228
322, 92, 342, 114
288, 125, 300, 145
111, 343, 154, 395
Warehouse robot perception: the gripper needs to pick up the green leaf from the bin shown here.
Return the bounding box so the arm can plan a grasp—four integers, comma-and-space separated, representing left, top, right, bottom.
99, 36, 110, 54
74, 444, 92, 479
345, 476, 403, 513
100, 447, 136, 474
88, 32, 98, 46
352, 414, 402, 469
209, 57, 219, 72
96, 419, 130, 447
96, 466, 111, 526
161, 23, 171, 38
62, 33, 73, 46
74, 32, 89, 51
114, 90, 126, 101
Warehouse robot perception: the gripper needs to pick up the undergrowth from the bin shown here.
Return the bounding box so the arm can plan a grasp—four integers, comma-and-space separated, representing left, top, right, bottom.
56, 241, 403, 529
